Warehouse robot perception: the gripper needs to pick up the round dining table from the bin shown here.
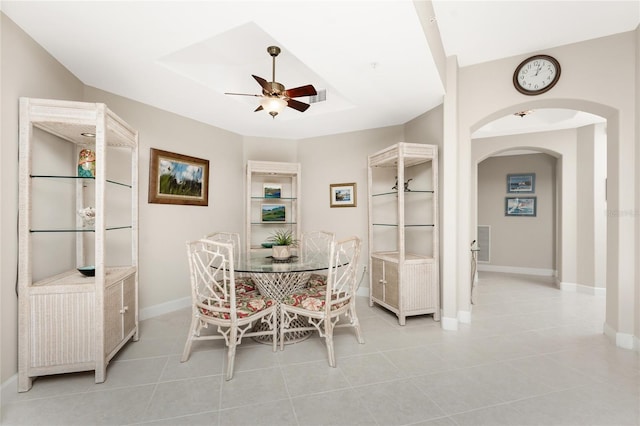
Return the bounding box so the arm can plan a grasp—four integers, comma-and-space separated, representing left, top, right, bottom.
235, 250, 330, 345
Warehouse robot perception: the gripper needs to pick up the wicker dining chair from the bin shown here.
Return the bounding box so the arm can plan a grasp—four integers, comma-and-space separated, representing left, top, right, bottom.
279, 236, 364, 366
181, 239, 277, 380
299, 230, 335, 288
203, 231, 256, 295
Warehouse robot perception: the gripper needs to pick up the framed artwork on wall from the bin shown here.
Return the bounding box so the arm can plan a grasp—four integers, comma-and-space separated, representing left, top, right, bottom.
329, 182, 357, 208
507, 173, 535, 193
505, 196, 537, 217
148, 148, 209, 206
263, 183, 282, 198
261, 204, 286, 222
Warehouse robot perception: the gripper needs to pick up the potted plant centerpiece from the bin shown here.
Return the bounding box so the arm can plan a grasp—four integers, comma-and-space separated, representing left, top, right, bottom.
268, 229, 298, 260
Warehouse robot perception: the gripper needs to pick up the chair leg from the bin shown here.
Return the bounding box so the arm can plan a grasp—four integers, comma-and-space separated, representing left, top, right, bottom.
325, 322, 336, 367
226, 328, 238, 381
350, 306, 365, 344
270, 310, 277, 353
180, 316, 198, 362
279, 308, 286, 351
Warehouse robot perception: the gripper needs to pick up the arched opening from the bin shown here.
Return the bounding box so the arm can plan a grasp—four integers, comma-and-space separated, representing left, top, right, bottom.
468, 103, 610, 336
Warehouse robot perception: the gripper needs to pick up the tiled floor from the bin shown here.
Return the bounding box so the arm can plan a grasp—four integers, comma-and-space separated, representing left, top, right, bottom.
2, 272, 639, 425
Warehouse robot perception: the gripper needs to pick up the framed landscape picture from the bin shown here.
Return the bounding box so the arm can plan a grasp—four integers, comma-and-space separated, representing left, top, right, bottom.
261, 204, 286, 222
263, 183, 282, 198
148, 148, 209, 206
329, 182, 357, 208
507, 173, 535, 193
505, 196, 537, 217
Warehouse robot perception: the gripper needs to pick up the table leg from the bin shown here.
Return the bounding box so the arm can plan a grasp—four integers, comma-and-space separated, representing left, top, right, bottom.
250, 272, 312, 345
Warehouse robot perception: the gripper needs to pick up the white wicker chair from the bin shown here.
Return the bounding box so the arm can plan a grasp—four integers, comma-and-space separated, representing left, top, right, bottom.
181, 239, 277, 380
203, 231, 256, 295
299, 230, 335, 288
279, 236, 364, 366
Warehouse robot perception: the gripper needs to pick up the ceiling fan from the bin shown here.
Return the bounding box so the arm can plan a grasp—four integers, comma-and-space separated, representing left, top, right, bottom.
225, 46, 317, 118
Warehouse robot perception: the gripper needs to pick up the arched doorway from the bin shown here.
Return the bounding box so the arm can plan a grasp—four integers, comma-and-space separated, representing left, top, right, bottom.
464, 101, 619, 344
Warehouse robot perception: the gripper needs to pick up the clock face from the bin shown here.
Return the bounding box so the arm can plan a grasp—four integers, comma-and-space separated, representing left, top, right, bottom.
513, 55, 561, 95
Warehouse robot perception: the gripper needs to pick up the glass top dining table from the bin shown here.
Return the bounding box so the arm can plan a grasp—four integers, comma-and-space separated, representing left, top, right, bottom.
234, 251, 331, 274
235, 250, 330, 345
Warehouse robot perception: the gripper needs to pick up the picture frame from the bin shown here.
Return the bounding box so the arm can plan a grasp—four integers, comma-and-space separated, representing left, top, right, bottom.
505, 196, 537, 217
507, 173, 535, 193
261, 204, 286, 222
263, 183, 282, 199
148, 148, 209, 206
330, 182, 357, 208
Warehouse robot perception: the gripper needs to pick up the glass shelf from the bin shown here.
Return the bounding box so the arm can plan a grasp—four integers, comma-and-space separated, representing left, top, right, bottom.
30, 175, 132, 188
30, 225, 133, 233
372, 223, 435, 227
372, 190, 434, 197
251, 222, 297, 225
251, 197, 297, 201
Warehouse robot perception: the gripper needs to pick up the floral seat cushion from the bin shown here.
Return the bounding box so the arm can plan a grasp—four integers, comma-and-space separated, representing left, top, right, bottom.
199, 294, 274, 320
307, 273, 328, 288
235, 276, 258, 294
282, 287, 348, 312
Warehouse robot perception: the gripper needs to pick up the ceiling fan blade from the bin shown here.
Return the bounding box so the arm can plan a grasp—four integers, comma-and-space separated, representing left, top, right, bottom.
252, 75, 270, 91
286, 98, 310, 112
284, 84, 317, 98
225, 92, 260, 97
254, 105, 264, 112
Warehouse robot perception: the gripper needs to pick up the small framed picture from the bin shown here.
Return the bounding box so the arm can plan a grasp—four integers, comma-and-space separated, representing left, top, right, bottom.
263, 183, 282, 199
330, 182, 357, 208
507, 173, 535, 193
505, 196, 537, 217
261, 204, 286, 222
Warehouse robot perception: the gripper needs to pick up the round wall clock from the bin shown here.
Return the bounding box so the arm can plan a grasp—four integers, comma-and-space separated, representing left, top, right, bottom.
513, 54, 561, 95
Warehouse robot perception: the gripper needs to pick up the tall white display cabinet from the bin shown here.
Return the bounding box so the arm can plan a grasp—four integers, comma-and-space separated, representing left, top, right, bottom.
368, 143, 439, 325
245, 161, 301, 251
18, 98, 139, 392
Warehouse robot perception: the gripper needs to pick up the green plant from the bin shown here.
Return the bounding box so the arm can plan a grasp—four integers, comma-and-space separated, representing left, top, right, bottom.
267, 229, 298, 246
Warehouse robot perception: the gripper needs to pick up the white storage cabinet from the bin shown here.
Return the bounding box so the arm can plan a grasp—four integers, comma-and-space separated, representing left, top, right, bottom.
368, 142, 440, 325
18, 98, 139, 391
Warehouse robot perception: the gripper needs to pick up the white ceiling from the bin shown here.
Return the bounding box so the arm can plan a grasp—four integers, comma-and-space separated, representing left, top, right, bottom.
2, 1, 638, 140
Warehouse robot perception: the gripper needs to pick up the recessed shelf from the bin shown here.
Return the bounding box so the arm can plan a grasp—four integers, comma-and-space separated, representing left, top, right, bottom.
30, 225, 133, 233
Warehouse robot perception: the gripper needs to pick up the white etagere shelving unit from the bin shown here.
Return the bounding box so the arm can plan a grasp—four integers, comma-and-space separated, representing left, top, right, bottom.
245, 161, 301, 252
17, 98, 139, 392
367, 142, 440, 325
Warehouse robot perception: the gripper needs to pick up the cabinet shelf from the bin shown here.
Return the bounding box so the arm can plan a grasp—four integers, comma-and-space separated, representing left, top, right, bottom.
246, 161, 301, 251
18, 98, 139, 392
30, 225, 133, 233
372, 190, 434, 197
368, 142, 440, 325
372, 223, 435, 227
30, 174, 132, 188
251, 197, 297, 201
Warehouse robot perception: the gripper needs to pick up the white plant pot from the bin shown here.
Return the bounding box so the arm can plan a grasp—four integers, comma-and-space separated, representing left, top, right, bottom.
272, 245, 291, 260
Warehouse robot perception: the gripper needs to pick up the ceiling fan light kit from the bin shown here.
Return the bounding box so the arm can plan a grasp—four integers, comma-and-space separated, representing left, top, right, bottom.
225, 45, 317, 118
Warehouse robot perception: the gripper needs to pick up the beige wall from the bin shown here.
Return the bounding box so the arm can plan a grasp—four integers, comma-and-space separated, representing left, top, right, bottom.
477, 153, 557, 272
298, 125, 405, 277
455, 30, 638, 345
1, 13, 85, 383
83, 86, 245, 313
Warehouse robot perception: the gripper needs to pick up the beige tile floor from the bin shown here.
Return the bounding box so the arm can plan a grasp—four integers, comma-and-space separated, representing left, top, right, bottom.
2, 272, 639, 425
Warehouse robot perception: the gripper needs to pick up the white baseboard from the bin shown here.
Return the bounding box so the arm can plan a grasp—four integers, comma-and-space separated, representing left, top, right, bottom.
458, 310, 471, 324
139, 296, 191, 321
477, 264, 555, 276
603, 322, 636, 350
441, 315, 458, 330
558, 281, 606, 296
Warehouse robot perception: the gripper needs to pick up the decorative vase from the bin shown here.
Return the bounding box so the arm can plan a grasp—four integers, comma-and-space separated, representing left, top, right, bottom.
272, 245, 291, 260
78, 149, 96, 177
77, 206, 96, 226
